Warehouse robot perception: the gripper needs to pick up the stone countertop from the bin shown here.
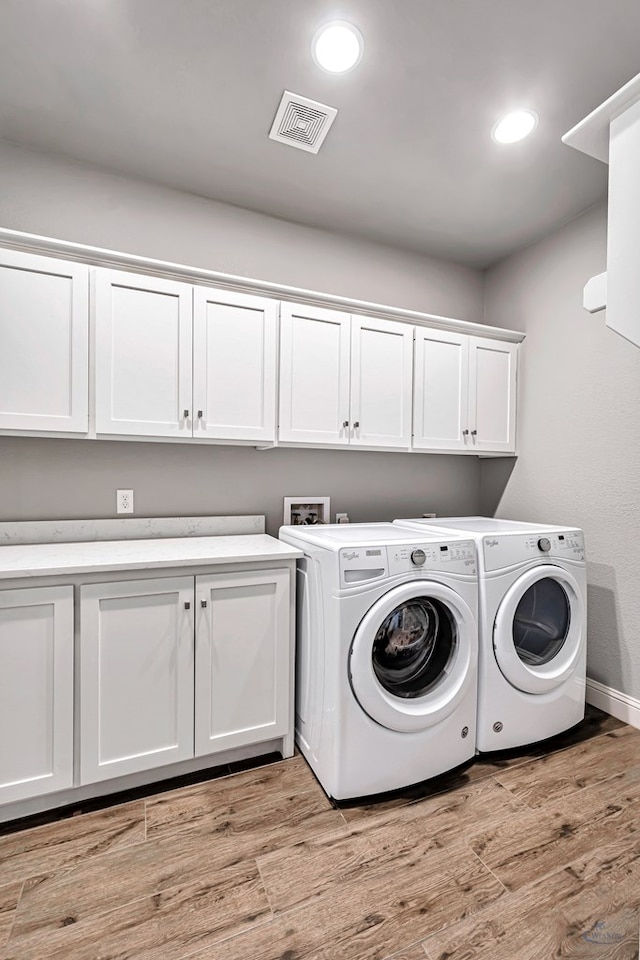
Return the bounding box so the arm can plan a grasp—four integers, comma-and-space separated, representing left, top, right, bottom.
0, 535, 302, 579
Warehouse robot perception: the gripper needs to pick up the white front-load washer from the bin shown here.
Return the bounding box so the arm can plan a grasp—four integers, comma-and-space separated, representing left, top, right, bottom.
393, 517, 587, 752
278, 522, 478, 800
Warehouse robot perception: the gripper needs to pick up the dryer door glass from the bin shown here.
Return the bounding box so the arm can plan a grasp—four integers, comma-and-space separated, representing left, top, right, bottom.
372, 598, 457, 698
512, 577, 570, 666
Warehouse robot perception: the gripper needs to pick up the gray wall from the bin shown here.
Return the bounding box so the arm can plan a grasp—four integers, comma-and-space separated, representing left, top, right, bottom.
0, 140, 484, 534
482, 201, 640, 698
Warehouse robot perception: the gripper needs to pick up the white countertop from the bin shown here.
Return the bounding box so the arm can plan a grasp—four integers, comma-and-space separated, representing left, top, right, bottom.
0, 535, 302, 580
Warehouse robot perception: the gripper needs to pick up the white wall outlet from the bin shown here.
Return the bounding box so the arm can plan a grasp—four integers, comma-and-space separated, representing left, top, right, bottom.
336, 513, 350, 523
117, 489, 134, 514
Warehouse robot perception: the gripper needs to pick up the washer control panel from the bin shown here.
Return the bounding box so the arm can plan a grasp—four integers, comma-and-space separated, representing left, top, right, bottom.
483, 530, 585, 571
388, 540, 476, 577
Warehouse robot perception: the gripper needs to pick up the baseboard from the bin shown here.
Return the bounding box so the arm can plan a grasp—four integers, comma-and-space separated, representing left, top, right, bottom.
586, 678, 640, 731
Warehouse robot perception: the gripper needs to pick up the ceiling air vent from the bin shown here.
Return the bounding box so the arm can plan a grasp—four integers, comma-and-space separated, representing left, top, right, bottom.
268, 91, 338, 154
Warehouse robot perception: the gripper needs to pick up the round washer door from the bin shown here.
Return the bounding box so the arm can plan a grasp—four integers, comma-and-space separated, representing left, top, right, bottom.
493, 564, 584, 695
349, 581, 477, 733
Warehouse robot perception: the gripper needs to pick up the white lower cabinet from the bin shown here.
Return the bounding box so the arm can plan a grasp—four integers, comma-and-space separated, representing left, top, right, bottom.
80, 567, 292, 785
195, 568, 290, 756
80, 577, 195, 784
0, 586, 74, 805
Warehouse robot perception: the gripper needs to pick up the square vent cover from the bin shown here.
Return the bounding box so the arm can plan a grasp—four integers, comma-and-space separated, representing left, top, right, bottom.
268, 91, 338, 154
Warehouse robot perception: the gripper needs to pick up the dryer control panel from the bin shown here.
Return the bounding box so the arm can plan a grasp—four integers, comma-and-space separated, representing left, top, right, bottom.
483, 530, 585, 571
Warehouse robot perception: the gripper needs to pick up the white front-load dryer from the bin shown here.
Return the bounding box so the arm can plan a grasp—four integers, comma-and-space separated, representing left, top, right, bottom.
278, 523, 479, 799
393, 517, 587, 751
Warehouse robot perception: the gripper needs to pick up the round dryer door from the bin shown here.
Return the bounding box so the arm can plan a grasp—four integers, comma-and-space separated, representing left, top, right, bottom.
349, 581, 477, 733
493, 565, 584, 695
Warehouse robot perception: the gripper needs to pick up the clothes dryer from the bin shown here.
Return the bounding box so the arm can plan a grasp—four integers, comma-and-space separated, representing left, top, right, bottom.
393, 518, 587, 752
278, 523, 478, 799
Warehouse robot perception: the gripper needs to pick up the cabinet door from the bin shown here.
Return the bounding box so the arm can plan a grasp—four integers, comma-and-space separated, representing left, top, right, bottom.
468, 337, 518, 453
279, 303, 351, 444
195, 568, 290, 756
80, 578, 194, 784
0, 586, 74, 805
413, 328, 469, 450
350, 316, 413, 448
0, 250, 88, 433
193, 288, 277, 442
94, 269, 193, 437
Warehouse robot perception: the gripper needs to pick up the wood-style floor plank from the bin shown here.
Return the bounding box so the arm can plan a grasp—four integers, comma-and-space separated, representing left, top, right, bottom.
187, 844, 504, 960
493, 725, 640, 809
0, 800, 145, 886
469, 762, 640, 892
257, 778, 519, 913
423, 834, 640, 959
8, 785, 343, 944
0, 883, 23, 949
3, 861, 270, 960
146, 755, 323, 840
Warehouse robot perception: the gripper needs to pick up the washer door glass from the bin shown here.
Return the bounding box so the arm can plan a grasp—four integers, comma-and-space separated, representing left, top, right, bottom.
349, 581, 477, 733
513, 578, 570, 666
372, 598, 456, 698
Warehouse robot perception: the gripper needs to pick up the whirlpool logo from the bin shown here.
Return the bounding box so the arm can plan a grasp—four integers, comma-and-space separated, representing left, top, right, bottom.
486, 539, 499, 548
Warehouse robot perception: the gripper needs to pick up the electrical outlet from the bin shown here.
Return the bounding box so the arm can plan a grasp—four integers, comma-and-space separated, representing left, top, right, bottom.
117, 489, 134, 514
336, 513, 350, 524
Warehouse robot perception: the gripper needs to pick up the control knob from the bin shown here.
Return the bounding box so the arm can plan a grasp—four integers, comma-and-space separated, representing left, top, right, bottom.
411, 549, 426, 566
537, 537, 551, 552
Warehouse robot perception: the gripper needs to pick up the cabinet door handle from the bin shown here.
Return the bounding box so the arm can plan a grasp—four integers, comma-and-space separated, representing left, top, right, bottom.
353, 421, 360, 429
184, 601, 191, 610
462, 429, 470, 437
471, 429, 477, 437
201, 599, 207, 608
183, 409, 190, 419
342, 421, 349, 428
197, 410, 203, 419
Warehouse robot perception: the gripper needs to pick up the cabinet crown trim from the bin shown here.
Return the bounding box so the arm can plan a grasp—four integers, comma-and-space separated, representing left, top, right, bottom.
0, 227, 524, 344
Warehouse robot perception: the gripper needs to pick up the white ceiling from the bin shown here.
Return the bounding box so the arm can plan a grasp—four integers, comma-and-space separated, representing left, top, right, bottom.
0, 0, 639, 267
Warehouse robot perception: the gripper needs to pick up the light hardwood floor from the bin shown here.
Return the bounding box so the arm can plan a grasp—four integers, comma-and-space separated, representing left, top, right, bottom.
1, 706, 639, 960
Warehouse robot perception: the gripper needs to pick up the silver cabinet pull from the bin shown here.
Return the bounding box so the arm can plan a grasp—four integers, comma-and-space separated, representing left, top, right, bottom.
184, 601, 191, 610
342, 420, 349, 428
471, 429, 477, 437
183, 409, 190, 419
197, 410, 203, 419
462, 429, 470, 437
353, 421, 360, 429
201, 599, 207, 608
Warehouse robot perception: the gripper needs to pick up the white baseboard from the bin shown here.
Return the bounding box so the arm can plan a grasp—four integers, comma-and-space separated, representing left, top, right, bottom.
586, 678, 640, 731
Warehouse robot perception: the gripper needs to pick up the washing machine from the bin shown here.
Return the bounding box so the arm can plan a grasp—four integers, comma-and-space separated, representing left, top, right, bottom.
393, 517, 587, 751
278, 522, 478, 800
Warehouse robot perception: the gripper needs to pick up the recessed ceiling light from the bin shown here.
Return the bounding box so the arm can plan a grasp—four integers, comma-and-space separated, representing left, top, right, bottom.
312, 21, 363, 74
492, 110, 538, 144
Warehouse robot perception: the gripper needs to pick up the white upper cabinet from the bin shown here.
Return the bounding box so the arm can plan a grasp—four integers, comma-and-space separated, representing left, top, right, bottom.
279, 304, 413, 449
468, 337, 517, 453
279, 303, 351, 445
413, 328, 469, 451
193, 288, 277, 442
0, 585, 74, 805
413, 330, 517, 454
0, 250, 89, 433
94, 269, 193, 437
350, 316, 413, 448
